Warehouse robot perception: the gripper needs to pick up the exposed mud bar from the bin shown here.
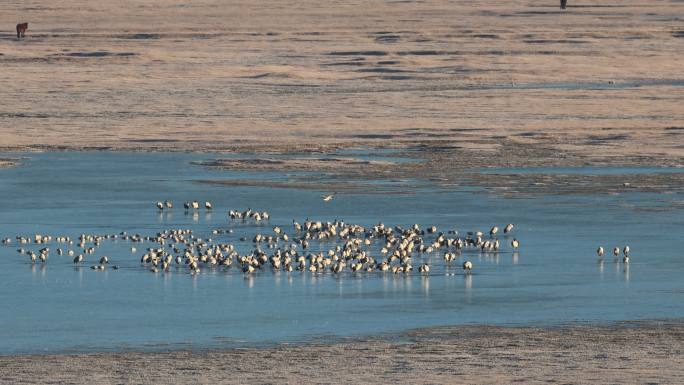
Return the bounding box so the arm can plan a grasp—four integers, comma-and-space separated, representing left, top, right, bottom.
1, 319, 683, 384
0, 158, 20, 168
193, 141, 684, 197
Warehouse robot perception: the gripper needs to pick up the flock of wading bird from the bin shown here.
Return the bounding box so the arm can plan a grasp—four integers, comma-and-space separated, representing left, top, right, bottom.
597, 245, 632, 264
2, 200, 525, 277
1, 199, 634, 276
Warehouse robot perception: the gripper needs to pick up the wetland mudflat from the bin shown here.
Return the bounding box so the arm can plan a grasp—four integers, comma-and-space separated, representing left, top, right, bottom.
2, 321, 683, 384
2, 1, 684, 382
2, 1, 684, 165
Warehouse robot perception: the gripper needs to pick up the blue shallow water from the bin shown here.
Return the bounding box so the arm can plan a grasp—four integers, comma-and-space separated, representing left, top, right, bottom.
0, 152, 683, 355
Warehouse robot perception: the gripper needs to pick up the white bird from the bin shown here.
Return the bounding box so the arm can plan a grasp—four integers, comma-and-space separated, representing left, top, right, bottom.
156, 201, 164, 210
205, 201, 212, 210
597, 246, 604, 257
490, 226, 498, 236
623, 245, 630, 255
463, 260, 473, 271
511, 238, 519, 249
613, 247, 620, 257
623, 255, 630, 263
503, 223, 514, 234
322, 193, 336, 202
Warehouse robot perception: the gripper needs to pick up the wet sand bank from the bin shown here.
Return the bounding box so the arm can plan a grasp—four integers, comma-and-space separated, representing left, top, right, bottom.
0, 158, 19, 168
193, 144, 684, 197
2, 320, 682, 384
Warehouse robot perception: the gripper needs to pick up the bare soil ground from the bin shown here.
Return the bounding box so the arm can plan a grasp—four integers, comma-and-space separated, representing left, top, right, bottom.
1, 321, 683, 384
1, 0, 684, 167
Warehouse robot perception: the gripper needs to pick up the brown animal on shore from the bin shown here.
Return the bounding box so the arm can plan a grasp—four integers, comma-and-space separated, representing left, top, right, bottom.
16, 22, 28, 39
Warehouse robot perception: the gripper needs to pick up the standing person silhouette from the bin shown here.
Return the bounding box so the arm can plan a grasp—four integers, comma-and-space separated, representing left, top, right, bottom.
560, 0, 567, 9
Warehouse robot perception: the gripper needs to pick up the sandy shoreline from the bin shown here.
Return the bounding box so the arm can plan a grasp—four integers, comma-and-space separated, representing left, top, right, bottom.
1, 320, 682, 384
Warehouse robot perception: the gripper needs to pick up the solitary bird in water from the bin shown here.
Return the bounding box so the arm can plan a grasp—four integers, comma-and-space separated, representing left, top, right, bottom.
322, 193, 336, 202
511, 238, 519, 249
463, 260, 473, 272
597, 246, 604, 257
622, 246, 630, 263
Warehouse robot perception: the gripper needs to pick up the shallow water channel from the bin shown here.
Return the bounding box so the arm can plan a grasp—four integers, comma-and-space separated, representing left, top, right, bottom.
0, 151, 683, 354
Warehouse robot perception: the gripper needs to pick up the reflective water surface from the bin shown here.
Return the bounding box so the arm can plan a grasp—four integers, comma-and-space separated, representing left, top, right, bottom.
0, 152, 683, 355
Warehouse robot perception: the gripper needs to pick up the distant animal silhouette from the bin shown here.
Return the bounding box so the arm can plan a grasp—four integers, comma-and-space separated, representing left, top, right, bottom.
16, 22, 28, 39
560, 0, 567, 9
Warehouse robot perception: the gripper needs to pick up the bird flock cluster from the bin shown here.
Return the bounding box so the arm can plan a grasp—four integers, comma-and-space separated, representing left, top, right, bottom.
0, 201, 526, 277
157, 200, 214, 211
596, 245, 632, 263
